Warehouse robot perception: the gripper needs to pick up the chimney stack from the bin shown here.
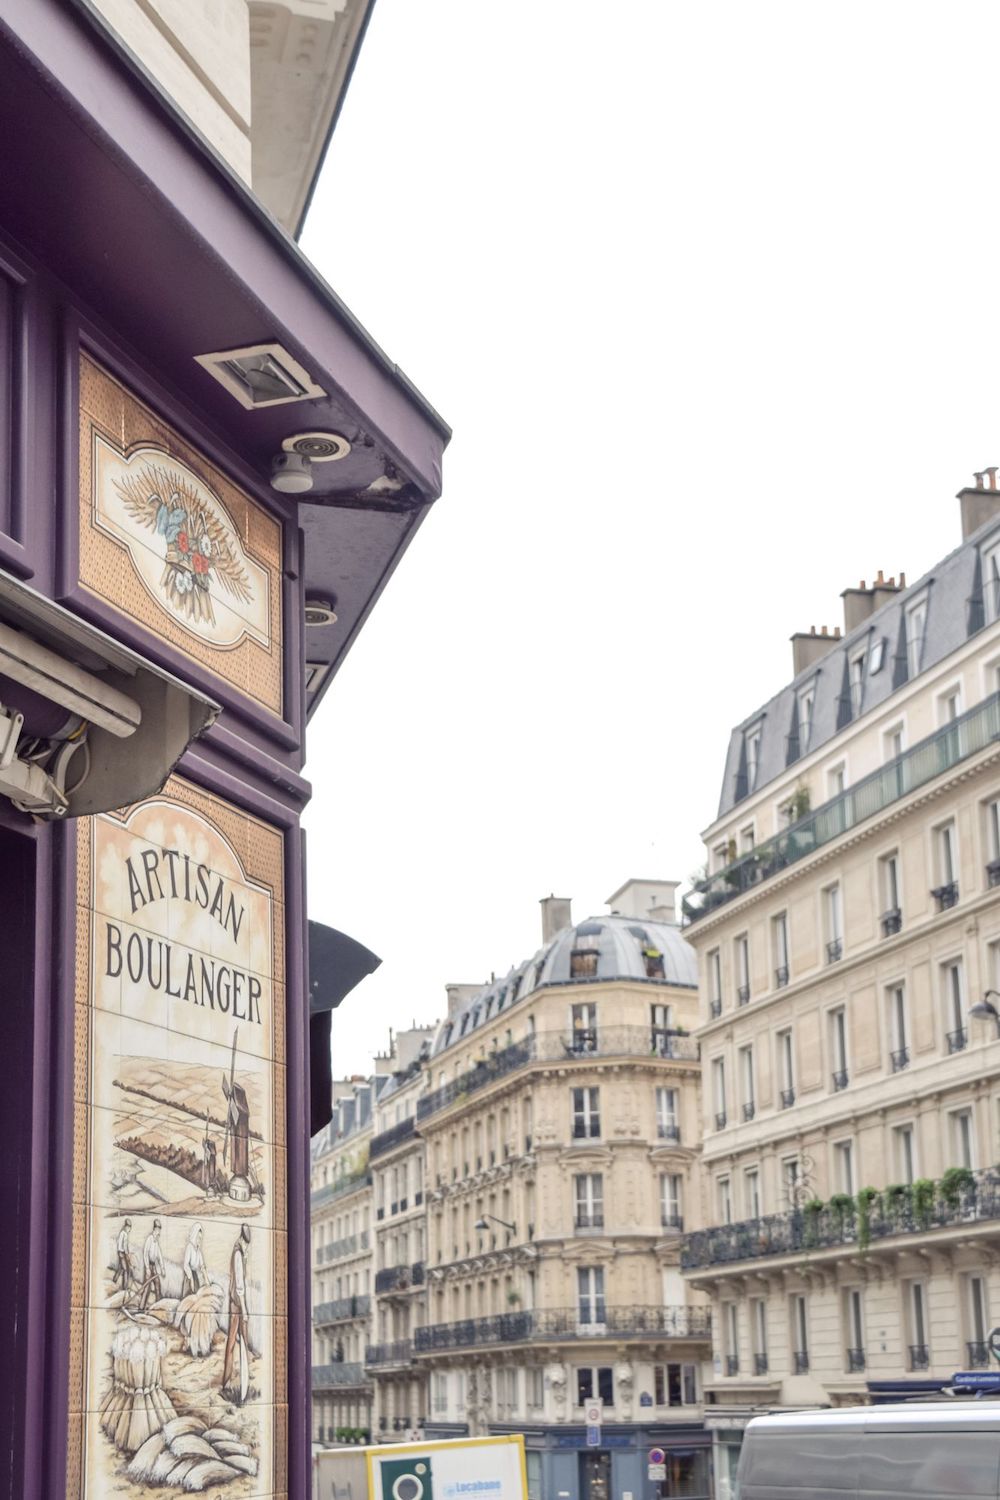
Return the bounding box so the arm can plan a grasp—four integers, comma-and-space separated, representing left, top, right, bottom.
959, 469, 1000, 540
841, 569, 902, 634
791, 624, 841, 676
444, 982, 483, 1020
540, 894, 572, 943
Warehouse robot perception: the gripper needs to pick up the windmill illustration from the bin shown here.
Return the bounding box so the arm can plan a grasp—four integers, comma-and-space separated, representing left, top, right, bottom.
221, 1028, 252, 1204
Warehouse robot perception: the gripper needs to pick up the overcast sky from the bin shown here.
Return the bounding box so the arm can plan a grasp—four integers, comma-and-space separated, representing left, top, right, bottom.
300, 1, 1000, 1078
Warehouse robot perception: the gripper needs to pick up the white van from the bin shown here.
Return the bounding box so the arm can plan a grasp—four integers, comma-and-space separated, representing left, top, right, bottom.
738, 1401, 1000, 1500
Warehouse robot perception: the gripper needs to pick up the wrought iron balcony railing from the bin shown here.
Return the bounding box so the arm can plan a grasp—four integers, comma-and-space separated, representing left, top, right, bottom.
737, 985, 750, 1006
683, 691, 1000, 924
826, 939, 843, 964
311, 1172, 372, 1209
780, 1088, 795, 1109
832, 1069, 849, 1091
754, 1353, 769, 1375
710, 998, 722, 1019
742, 1102, 756, 1122
909, 1344, 930, 1370
313, 1294, 371, 1324
365, 1340, 413, 1369
417, 1029, 700, 1121
989, 860, 1000, 889
658, 1123, 681, 1143
948, 1027, 969, 1053
375, 1262, 426, 1295
312, 1361, 368, 1389
316, 1230, 371, 1264
715, 1111, 727, 1131
890, 1046, 910, 1073
775, 966, 789, 988
661, 1213, 684, 1232
969, 1340, 989, 1368
881, 908, 902, 937
932, 882, 959, 912
681, 1166, 1000, 1271
370, 1116, 416, 1160
847, 1347, 866, 1372
725, 1355, 739, 1376
794, 1350, 810, 1373
575, 1213, 604, 1231
413, 1305, 711, 1353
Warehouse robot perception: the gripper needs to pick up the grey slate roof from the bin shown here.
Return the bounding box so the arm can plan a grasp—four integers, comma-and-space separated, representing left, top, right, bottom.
715, 512, 1000, 819
430, 913, 697, 1059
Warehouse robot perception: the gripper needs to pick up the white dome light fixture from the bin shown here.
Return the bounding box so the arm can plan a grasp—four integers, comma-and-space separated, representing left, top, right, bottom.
270, 451, 313, 494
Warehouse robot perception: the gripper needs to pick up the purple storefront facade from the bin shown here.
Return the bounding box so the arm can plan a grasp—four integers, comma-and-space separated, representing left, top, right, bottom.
0, 5, 448, 1497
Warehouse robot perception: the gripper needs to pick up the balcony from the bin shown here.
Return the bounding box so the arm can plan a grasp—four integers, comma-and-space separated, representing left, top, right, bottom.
370, 1116, 416, 1161
890, 1047, 910, 1074
575, 1213, 605, 1232
794, 1350, 810, 1373
932, 882, 959, 912
365, 1340, 413, 1369
725, 1355, 739, 1376
909, 1344, 930, 1371
754, 1353, 769, 1375
948, 1027, 968, 1053
317, 1230, 370, 1264
311, 1171, 372, 1209
658, 1124, 681, 1144
312, 1362, 368, 1389
375, 1262, 426, 1295
417, 1030, 700, 1121
846, 1348, 866, 1373
988, 860, 1000, 889
832, 1069, 849, 1091
881, 908, 902, 937
715, 1111, 727, 1131
775, 966, 789, 988
661, 1213, 684, 1232
414, 1305, 711, 1353
969, 1341, 990, 1368
314, 1294, 371, 1324
780, 1088, 795, 1109
681, 1165, 1000, 1271
742, 1102, 756, 1122
683, 691, 1000, 925
826, 939, 843, 964
710, 998, 722, 1019
737, 985, 750, 1007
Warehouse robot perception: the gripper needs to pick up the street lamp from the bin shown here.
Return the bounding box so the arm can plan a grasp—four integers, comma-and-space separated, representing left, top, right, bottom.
969, 990, 1000, 1037
474, 1214, 516, 1235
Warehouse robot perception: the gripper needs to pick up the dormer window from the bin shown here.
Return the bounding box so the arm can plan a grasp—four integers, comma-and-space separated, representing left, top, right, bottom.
644, 947, 665, 979
746, 727, 762, 792
986, 542, 1000, 622
798, 686, 815, 754
570, 950, 599, 979
905, 596, 928, 677
849, 650, 865, 716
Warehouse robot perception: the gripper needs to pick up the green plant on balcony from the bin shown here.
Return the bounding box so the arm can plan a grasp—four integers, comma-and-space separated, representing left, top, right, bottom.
882, 1183, 911, 1225
940, 1165, 975, 1207
790, 783, 811, 820
827, 1193, 854, 1228
802, 1197, 824, 1247
507, 1290, 521, 1306
335, 1426, 349, 1444
856, 1187, 880, 1251
912, 1178, 936, 1227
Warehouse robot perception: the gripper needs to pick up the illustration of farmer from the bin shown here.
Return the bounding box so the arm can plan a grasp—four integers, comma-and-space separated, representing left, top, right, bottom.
138, 1218, 165, 1310
202, 1123, 218, 1198
222, 1224, 251, 1403
182, 1222, 208, 1297
113, 1219, 133, 1290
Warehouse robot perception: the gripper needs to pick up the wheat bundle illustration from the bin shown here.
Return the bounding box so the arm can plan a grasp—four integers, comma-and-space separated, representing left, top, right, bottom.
114, 462, 254, 629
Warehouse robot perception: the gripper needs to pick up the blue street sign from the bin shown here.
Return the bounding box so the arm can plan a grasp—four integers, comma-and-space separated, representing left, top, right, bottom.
586, 1425, 602, 1448
953, 1371, 1000, 1390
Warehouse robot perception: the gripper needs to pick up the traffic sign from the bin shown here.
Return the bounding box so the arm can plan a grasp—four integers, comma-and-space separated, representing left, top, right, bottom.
648, 1464, 667, 1482
584, 1400, 603, 1427
586, 1425, 602, 1448
648, 1448, 666, 1466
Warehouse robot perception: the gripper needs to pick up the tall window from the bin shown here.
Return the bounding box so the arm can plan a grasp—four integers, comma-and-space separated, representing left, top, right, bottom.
894, 1123, 916, 1184
849, 651, 866, 716
707, 949, 722, 1012
653, 1363, 697, 1406
744, 1168, 761, 1218
883, 723, 904, 762
576, 1366, 613, 1404
905, 598, 927, 677
773, 911, 790, 985
908, 1281, 928, 1362
724, 1303, 739, 1373
740, 823, 756, 854
798, 687, 815, 754
527, 1368, 544, 1409
939, 687, 962, 724
570, 1002, 597, 1052
828, 762, 846, 798
830, 1007, 849, 1088
661, 1173, 683, 1229
739, 1045, 755, 1120
825, 883, 843, 961
936, 821, 958, 889
735, 934, 750, 1002
751, 1299, 768, 1371
834, 1140, 855, 1195
943, 960, 966, 1049
968, 1275, 989, 1354
656, 1086, 679, 1141
782, 1156, 800, 1207
712, 1058, 727, 1127
987, 796, 1000, 873
577, 1267, 606, 1327
746, 728, 762, 792
650, 1003, 672, 1050
880, 851, 902, 931
574, 1173, 604, 1229
778, 1028, 795, 1105
792, 1294, 810, 1368
845, 1288, 866, 1366
571, 1087, 600, 1139
716, 1176, 732, 1226
888, 984, 908, 1071
951, 1109, 974, 1169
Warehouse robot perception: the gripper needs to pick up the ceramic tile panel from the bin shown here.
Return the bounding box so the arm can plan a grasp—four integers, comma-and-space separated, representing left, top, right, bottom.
68, 780, 287, 1496
78, 354, 284, 716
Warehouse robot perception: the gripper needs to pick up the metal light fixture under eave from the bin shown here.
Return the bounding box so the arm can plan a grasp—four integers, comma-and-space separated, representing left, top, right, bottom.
970, 991, 1000, 1037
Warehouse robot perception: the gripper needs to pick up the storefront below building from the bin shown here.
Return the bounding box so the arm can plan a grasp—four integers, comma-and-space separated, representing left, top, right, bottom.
476, 1422, 712, 1500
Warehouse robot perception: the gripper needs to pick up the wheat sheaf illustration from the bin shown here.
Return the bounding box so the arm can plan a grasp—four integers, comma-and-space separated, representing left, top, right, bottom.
114, 462, 254, 628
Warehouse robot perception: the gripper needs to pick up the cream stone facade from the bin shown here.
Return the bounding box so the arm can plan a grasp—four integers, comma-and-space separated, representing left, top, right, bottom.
84, 0, 372, 230
681, 479, 1000, 1497
310, 1081, 375, 1444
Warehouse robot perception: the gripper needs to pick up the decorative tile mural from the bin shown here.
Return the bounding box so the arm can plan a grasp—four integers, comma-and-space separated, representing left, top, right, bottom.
68, 780, 286, 1497
78, 355, 284, 715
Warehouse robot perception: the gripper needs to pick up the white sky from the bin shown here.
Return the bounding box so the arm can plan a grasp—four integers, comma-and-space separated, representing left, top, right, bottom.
300, 0, 1000, 1078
